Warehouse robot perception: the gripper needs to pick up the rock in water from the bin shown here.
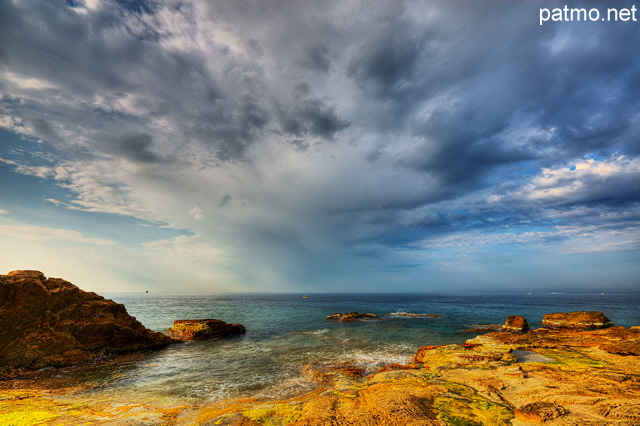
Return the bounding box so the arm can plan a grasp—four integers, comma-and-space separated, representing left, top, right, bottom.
0, 270, 172, 372
166, 319, 246, 340
325, 312, 379, 322
503, 315, 530, 332
542, 311, 613, 329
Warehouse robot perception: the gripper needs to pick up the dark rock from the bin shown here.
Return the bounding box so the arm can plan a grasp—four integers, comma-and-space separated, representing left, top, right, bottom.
0, 270, 172, 373
166, 319, 246, 340
503, 315, 529, 332
542, 311, 613, 329
325, 312, 379, 322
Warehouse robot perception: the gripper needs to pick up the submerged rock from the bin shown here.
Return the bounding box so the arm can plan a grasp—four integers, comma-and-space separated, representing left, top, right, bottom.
166, 319, 246, 340
325, 312, 379, 322
0, 270, 172, 373
542, 311, 613, 329
464, 324, 503, 333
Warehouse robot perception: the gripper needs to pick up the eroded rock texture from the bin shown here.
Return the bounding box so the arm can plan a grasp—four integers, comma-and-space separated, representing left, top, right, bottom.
0, 270, 171, 372
542, 311, 613, 329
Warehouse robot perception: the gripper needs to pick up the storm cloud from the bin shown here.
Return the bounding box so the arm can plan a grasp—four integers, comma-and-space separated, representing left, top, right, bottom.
1, 0, 639, 292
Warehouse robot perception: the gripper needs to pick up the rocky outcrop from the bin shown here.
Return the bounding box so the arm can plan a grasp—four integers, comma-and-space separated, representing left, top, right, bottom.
542, 310, 613, 329
325, 311, 379, 322
3, 307, 639, 425
166, 319, 246, 340
0, 270, 172, 372
465, 316, 529, 334
414, 343, 518, 370
207, 315, 639, 426
502, 315, 529, 332
470, 325, 640, 355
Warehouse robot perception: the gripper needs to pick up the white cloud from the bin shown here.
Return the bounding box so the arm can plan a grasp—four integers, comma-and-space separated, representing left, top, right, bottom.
189, 207, 204, 220
552, 224, 640, 254
1, 0, 639, 291
0, 223, 113, 246
3, 71, 58, 91
510, 155, 640, 204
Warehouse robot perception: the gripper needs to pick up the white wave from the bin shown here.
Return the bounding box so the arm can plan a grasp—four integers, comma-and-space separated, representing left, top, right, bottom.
303, 328, 330, 335
254, 373, 319, 400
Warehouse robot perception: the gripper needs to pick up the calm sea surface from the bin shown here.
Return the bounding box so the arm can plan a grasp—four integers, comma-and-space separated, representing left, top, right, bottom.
67, 292, 640, 403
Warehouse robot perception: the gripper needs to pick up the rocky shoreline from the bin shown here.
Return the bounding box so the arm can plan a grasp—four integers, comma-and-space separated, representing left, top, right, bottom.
0, 271, 246, 374
2, 271, 640, 424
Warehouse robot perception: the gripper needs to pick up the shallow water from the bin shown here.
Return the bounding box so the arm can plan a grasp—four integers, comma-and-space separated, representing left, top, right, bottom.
66, 292, 640, 403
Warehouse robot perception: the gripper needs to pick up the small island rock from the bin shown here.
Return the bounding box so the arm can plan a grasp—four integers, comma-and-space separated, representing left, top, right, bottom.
166, 319, 246, 340
542, 311, 613, 329
503, 315, 529, 332
325, 312, 379, 322
0, 270, 172, 373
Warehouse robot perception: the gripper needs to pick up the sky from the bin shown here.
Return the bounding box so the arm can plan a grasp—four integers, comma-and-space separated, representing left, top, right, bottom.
1, 0, 639, 293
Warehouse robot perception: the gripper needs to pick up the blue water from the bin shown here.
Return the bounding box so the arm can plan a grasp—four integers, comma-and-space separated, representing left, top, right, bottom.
72, 292, 640, 403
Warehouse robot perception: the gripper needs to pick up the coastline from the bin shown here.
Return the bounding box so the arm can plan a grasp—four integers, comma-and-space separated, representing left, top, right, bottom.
2, 273, 639, 424
3, 325, 640, 425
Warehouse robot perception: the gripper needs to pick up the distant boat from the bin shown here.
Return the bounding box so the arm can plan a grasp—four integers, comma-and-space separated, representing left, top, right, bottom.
302, 296, 308, 299
527, 291, 532, 296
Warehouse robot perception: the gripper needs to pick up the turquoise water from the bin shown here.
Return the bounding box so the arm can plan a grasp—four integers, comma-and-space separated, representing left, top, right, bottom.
73, 292, 640, 403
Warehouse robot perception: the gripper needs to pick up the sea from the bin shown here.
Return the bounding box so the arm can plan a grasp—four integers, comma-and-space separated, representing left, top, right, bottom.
63, 292, 640, 404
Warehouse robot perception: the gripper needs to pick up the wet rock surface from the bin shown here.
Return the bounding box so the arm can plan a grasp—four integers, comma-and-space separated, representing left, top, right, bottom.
166, 319, 246, 340
325, 311, 379, 322
0, 270, 171, 373
2, 304, 639, 425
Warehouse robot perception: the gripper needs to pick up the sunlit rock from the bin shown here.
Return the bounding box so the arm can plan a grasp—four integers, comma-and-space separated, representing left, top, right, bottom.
166, 319, 246, 340
502, 315, 530, 332
542, 311, 613, 329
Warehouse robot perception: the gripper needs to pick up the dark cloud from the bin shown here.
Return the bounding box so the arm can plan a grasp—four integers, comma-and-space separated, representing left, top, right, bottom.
30, 118, 61, 143
290, 139, 310, 152
219, 194, 232, 207
1, 0, 639, 291
112, 133, 162, 163
276, 82, 349, 140
347, 25, 434, 100
298, 45, 331, 72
